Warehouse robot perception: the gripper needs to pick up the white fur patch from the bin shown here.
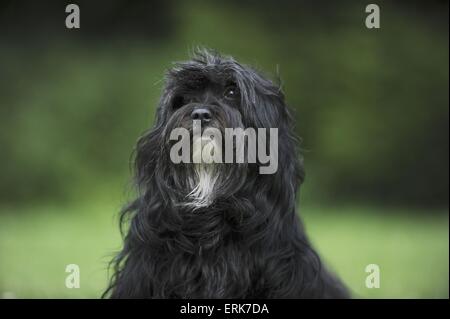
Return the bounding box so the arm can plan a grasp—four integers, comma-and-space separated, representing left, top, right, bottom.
186, 136, 221, 208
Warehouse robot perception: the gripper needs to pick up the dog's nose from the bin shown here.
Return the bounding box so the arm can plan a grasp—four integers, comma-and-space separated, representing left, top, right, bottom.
191, 108, 212, 122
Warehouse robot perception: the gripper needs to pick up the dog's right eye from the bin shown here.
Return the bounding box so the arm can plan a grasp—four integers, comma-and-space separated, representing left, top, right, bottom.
172, 96, 185, 110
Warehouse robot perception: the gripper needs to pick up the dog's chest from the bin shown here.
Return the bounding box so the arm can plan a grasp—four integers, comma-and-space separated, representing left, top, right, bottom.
166, 243, 257, 298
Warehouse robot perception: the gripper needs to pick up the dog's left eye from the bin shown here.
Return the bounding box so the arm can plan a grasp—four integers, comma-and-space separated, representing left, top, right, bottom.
224, 86, 239, 100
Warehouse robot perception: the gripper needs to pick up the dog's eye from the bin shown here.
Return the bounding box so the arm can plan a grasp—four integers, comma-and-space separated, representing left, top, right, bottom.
224, 86, 239, 100
172, 95, 185, 110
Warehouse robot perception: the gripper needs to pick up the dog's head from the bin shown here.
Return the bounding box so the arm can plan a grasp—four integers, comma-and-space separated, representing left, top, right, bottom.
134, 49, 304, 209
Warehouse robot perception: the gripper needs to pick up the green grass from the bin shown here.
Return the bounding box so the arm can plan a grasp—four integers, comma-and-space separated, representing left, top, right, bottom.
0, 201, 448, 298
303, 206, 449, 298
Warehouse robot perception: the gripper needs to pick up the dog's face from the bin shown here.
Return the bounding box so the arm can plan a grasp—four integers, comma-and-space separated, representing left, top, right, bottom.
161, 69, 246, 208
134, 50, 302, 209
160, 52, 287, 136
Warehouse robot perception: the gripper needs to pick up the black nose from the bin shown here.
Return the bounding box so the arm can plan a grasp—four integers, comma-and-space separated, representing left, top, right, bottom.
191, 108, 212, 122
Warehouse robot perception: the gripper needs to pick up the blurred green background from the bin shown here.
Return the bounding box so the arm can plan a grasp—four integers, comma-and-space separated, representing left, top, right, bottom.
0, 0, 448, 298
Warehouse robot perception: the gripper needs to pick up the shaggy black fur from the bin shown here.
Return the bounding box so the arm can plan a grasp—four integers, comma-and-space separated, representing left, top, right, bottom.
104, 49, 349, 299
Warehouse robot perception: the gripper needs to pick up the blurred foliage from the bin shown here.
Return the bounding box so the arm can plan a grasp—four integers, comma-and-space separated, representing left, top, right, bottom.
0, 0, 448, 207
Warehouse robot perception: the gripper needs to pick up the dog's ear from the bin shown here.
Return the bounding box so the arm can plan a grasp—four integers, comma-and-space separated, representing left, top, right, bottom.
246, 88, 304, 220
133, 79, 178, 187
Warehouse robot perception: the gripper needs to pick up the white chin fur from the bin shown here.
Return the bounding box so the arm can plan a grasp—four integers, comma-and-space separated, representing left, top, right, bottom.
186, 136, 221, 208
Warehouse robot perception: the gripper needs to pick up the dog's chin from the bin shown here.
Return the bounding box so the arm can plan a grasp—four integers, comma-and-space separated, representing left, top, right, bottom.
185, 135, 222, 209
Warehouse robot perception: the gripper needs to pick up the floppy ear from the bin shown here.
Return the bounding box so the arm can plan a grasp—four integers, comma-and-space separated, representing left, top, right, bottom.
256, 95, 304, 212
249, 78, 304, 185
133, 82, 178, 195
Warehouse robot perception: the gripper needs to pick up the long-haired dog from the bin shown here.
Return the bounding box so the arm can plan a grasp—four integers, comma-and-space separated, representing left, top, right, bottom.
104, 49, 349, 298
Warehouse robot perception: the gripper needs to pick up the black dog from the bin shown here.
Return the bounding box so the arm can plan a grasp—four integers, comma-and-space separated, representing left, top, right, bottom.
104, 49, 348, 298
